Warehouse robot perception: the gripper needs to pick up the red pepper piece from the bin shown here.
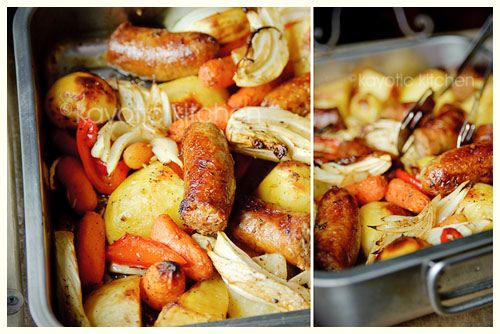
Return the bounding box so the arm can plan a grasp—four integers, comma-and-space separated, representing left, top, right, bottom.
76, 119, 129, 195
440, 227, 463, 243
395, 169, 423, 191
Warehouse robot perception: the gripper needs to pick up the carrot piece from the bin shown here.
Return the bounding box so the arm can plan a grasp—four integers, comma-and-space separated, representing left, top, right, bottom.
227, 83, 274, 109
56, 156, 97, 214
107, 234, 187, 268
140, 261, 186, 311
385, 178, 430, 213
76, 212, 106, 286
151, 214, 214, 281
345, 175, 388, 205
168, 103, 233, 142
123, 142, 154, 169
198, 56, 236, 88
218, 35, 249, 57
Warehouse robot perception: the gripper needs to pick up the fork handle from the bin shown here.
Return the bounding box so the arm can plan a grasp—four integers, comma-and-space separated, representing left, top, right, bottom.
442, 15, 493, 93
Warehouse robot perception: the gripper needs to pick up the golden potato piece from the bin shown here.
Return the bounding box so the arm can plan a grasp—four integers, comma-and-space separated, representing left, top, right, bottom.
376, 236, 430, 262
227, 285, 281, 319
456, 183, 493, 222
104, 161, 184, 244
400, 69, 448, 103
256, 161, 310, 214
45, 72, 117, 129
154, 275, 229, 326
159, 76, 229, 119
84, 276, 141, 327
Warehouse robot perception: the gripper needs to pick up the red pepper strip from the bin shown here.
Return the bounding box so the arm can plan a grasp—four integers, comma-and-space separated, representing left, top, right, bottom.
440, 228, 463, 243
107, 234, 187, 268
395, 169, 423, 191
76, 119, 129, 195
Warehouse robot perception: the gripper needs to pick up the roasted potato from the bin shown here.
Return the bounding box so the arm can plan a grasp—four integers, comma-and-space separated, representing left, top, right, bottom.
314, 77, 353, 120
475, 77, 493, 126
84, 276, 142, 327
45, 72, 117, 129
256, 161, 310, 213
399, 69, 448, 103
154, 275, 229, 326
104, 161, 184, 244
54, 231, 90, 326
360, 202, 409, 257
456, 183, 493, 222
349, 92, 382, 124
375, 236, 431, 262
159, 76, 229, 119
227, 285, 281, 319
357, 69, 392, 101
284, 13, 310, 76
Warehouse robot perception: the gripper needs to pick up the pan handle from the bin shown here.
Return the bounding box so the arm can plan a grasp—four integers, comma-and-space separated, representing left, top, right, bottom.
426, 245, 493, 315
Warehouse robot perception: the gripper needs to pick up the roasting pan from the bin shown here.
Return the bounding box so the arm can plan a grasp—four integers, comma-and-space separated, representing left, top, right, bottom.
314, 35, 493, 326
12, 7, 310, 327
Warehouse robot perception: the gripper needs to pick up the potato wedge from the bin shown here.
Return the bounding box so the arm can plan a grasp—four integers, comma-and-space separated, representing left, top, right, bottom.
314, 77, 353, 120
399, 69, 448, 103
357, 69, 392, 102
256, 161, 310, 213
54, 231, 90, 326
159, 76, 229, 119
84, 276, 141, 327
360, 202, 409, 257
104, 161, 184, 244
154, 275, 229, 326
227, 285, 281, 319
456, 183, 493, 222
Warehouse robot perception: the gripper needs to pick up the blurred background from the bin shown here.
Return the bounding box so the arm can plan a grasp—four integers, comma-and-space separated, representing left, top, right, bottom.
314, 7, 492, 46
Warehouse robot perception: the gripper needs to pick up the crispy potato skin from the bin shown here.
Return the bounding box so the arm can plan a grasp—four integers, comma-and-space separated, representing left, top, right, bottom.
180, 122, 235, 235
261, 72, 310, 116
107, 22, 219, 82
421, 142, 493, 196
46, 72, 117, 129
231, 196, 310, 270
376, 236, 430, 262
315, 187, 360, 271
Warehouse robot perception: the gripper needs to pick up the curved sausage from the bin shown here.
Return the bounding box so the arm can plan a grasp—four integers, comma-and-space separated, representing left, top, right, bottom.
473, 124, 493, 144
261, 73, 310, 116
231, 196, 310, 270
315, 187, 360, 271
420, 142, 492, 196
106, 22, 219, 82
314, 137, 372, 164
179, 122, 235, 235
413, 104, 465, 157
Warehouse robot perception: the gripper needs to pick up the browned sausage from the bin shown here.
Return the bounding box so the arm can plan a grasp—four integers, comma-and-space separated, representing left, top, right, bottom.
232, 196, 310, 270
473, 124, 493, 143
420, 142, 492, 196
314, 108, 345, 133
179, 122, 235, 235
413, 104, 465, 157
315, 187, 360, 271
314, 137, 372, 164
261, 72, 310, 116
106, 22, 219, 82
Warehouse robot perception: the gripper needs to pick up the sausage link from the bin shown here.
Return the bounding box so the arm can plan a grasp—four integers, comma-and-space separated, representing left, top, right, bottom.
420, 142, 493, 196
413, 104, 465, 157
179, 122, 235, 235
231, 196, 310, 270
106, 22, 219, 82
315, 187, 360, 271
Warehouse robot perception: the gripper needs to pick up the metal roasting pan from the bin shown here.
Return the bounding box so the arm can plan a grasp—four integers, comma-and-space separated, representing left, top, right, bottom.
314, 35, 493, 326
12, 7, 310, 327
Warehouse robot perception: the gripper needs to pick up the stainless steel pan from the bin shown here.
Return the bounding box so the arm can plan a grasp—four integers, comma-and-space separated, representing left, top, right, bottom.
12, 7, 310, 327
314, 35, 493, 326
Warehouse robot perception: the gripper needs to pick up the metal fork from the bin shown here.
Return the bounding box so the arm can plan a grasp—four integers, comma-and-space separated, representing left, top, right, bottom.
456, 62, 493, 147
397, 15, 493, 154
